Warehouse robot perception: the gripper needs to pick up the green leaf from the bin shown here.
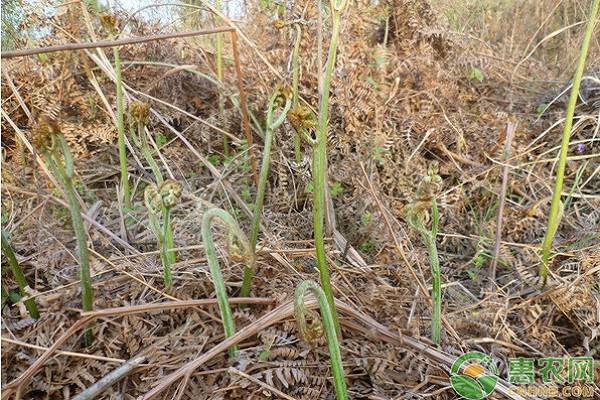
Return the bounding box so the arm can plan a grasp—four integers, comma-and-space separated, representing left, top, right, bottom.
468, 67, 484, 83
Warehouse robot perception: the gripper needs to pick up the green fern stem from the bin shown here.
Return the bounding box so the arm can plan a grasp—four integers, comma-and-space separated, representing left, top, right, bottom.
295, 280, 348, 400
1, 230, 40, 319
45, 135, 94, 345
292, 23, 303, 163
202, 208, 254, 357
312, 0, 347, 337
113, 43, 131, 212
540, 0, 599, 287
408, 199, 441, 345
240, 92, 292, 297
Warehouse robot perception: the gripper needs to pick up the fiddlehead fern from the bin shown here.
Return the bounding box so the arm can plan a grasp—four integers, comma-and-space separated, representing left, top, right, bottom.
101, 13, 130, 212
202, 208, 254, 357
34, 118, 93, 345
295, 280, 348, 400
311, 0, 349, 337
405, 166, 443, 344
144, 180, 181, 289
240, 88, 292, 297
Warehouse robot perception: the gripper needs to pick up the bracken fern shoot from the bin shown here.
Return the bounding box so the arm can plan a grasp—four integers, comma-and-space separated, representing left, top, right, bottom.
130, 101, 177, 275
34, 118, 93, 345
240, 88, 292, 297
101, 14, 131, 212
202, 208, 254, 357
406, 167, 442, 344
144, 180, 181, 289
295, 280, 348, 400
1, 230, 40, 319
311, 0, 348, 337
540, 0, 599, 287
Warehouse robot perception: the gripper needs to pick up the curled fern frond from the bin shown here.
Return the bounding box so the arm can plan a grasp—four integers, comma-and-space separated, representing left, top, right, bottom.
294, 280, 347, 400
202, 208, 254, 357
240, 89, 292, 297
405, 166, 442, 345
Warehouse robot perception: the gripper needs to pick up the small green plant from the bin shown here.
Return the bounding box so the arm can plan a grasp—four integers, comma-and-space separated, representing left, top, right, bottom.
241, 89, 292, 297
34, 119, 93, 345
101, 14, 131, 212
468, 67, 484, 83
202, 208, 254, 357
359, 240, 374, 254
360, 211, 372, 226
330, 182, 344, 198
1, 230, 40, 319
406, 167, 442, 345
540, 0, 599, 287
144, 180, 181, 289
295, 280, 348, 400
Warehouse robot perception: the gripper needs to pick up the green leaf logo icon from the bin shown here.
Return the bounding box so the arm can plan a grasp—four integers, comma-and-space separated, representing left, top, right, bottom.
450, 352, 498, 399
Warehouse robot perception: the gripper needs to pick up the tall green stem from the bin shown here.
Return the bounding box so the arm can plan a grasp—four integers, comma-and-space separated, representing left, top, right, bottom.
240, 92, 291, 297
295, 280, 347, 400
113, 44, 131, 211
313, 0, 346, 337
202, 208, 253, 357
46, 135, 93, 345
291, 24, 303, 163
1, 230, 40, 319
540, 0, 599, 287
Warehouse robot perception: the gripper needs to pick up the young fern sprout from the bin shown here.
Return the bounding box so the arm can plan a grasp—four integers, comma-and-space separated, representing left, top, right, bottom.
240, 88, 292, 297
295, 280, 348, 400
202, 208, 254, 357
406, 167, 443, 345
1, 230, 40, 319
101, 14, 131, 212
130, 101, 177, 273
540, 0, 599, 287
311, 0, 349, 336
144, 180, 181, 289
34, 118, 93, 345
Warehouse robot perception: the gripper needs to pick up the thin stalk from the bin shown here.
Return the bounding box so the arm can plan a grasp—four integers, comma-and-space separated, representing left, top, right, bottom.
113, 43, 131, 212
161, 208, 173, 288
46, 135, 93, 345
429, 200, 441, 344
215, 0, 227, 156
312, 0, 347, 337
1, 230, 40, 319
291, 24, 303, 163
240, 93, 291, 297
540, 0, 599, 287
202, 208, 253, 357
295, 280, 347, 400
